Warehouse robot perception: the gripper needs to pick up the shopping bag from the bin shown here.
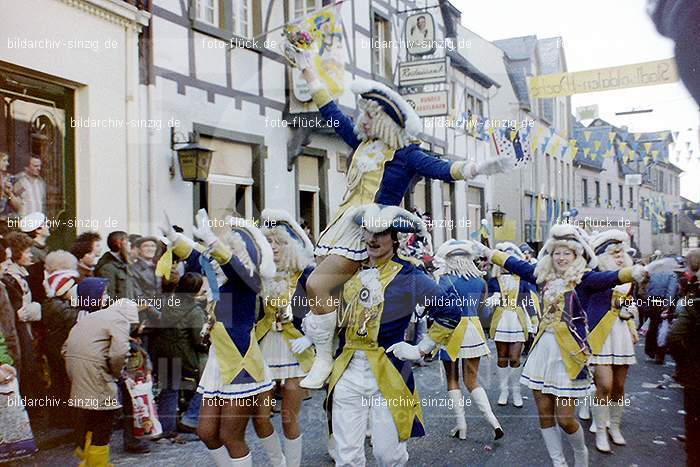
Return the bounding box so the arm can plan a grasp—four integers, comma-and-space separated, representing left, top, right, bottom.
125, 378, 163, 439
639, 318, 650, 336
0, 379, 38, 462
657, 320, 670, 348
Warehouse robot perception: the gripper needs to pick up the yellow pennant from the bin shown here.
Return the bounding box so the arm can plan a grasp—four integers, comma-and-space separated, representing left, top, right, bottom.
594, 140, 602, 151
651, 150, 659, 160
608, 131, 616, 142
591, 152, 598, 160
644, 142, 652, 153
584, 131, 592, 142
584, 148, 591, 157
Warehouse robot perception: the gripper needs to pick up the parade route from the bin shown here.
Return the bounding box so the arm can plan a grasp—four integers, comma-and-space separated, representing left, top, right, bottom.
25, 339, 686, 466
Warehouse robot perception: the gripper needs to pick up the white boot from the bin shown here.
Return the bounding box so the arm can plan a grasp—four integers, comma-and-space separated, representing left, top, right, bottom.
260, 432, 287, 466
511, 367, 523, 408
540, 427, 568, 467
447, 389, 467, 439
497, 366, 510, 405
230, 452, 253, 467
284, 435, 302, 467
608, 402, 626, 445
591, 404, 611, 453
565, 426, 589, 467
470, 387, 504, 440
207, 446, 231, 467
578, 385, 594, 421
300, 311, 337, 389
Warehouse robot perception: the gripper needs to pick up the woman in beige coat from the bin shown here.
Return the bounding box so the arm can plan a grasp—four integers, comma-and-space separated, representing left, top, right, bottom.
62, 298, 140, 466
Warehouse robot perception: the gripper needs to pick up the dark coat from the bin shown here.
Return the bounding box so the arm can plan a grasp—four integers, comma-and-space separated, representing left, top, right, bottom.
150, 295, 207, 387
669, 272, 700, 388
95, 251, 135, 300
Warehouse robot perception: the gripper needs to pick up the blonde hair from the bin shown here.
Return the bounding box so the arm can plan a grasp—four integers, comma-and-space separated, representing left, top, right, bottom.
264, 229, 312, 273
354, 99, 409, 149
534, 245, 587, 285
597, 244, 633, 271
45, 250, 78, 273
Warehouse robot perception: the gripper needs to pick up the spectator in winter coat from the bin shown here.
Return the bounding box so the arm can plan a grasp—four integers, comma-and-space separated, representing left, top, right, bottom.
63, 298, 140, 467
131, 236, 161, 301
151, 272, 207, 436
640, 269, 678, 363
669, 248, 700, 466
41, 250, 81, 427
2, 231, 43, 407
70, 232, 102, 282
95, 231, 135, 300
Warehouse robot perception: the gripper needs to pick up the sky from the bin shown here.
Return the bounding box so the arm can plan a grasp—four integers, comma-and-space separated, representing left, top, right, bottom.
452, 0, 700, 201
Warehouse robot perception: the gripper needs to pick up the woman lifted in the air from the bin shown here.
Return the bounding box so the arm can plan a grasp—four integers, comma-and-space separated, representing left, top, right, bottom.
285, 45, 514, 388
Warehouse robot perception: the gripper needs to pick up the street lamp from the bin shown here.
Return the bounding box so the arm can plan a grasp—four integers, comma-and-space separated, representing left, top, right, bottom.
170, 128, 214, 182
492, 205, 505, 228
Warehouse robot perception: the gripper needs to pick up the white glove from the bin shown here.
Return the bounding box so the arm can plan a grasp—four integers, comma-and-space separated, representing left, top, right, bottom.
473, 242, 492, 258
159, 212, 178, 243
283, 43, 312, 71
18, 302, 41, 322
192, 209, 218, 246
385, 341, 422, 362
290, 336, 312, 354
487, 292, 501, 307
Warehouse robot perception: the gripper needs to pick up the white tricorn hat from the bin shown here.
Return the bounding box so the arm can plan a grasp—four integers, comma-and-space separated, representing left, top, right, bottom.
223, 215, 276, 280
435, 239, 480, 260
261, 208, 314, 257
353, 204, 427, 238
351, 79, 422, 137
538, 224, 597, 269
495, 242, 524, 260
590, 229, 631, 257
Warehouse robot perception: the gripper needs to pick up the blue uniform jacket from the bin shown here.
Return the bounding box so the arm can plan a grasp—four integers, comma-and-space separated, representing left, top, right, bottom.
438, 274, 487, 318
499, 255, 628, 368
318, 99, 459, 206
186, 249, 260, 383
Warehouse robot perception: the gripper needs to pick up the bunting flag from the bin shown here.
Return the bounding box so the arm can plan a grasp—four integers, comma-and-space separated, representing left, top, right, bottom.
492, 124, 532, 167
608, 131, 616, 142
584, 131, 592, 142
644, 142, 652, 154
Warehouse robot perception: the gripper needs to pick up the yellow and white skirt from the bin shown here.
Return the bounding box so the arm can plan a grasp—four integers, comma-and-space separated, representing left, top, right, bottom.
520, 330, 591, 398
589, 318, 637, 365
314, 208, 367, 261
259, 330, 307, 381
493, 309, 526, 343
197, 345, 273, 399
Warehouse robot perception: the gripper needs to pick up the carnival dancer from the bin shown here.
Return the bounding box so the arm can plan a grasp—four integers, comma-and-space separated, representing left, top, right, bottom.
477, 224, 647, 467
252, 209, 316, 467
325, 204, 461, 466
487, 242, 540, 407
435, 239, 504, 441
284, 45, 512, 389
584, 230, 640, 453
160, 209, 275, 467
